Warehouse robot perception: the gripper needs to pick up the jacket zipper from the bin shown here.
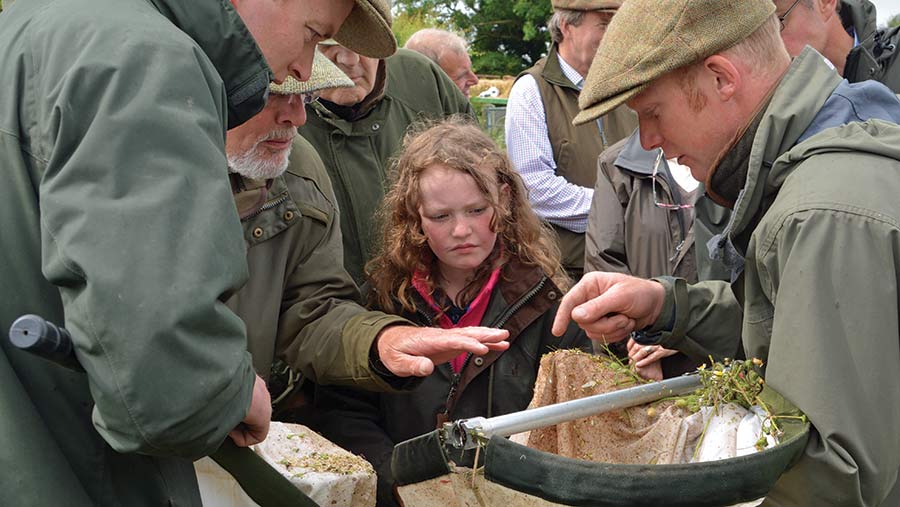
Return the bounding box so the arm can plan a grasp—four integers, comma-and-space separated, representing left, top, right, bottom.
437, 276, 548, 419
241, 193, 288, 222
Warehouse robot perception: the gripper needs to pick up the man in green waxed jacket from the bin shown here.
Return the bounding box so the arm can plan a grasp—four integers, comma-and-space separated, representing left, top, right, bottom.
697, 0, 900, 281
297, 44, 474, 285
0, 0, 509, 505
555, 0, 900, 505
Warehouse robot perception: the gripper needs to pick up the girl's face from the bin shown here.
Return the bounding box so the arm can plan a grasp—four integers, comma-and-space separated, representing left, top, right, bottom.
417, 164, 498, 280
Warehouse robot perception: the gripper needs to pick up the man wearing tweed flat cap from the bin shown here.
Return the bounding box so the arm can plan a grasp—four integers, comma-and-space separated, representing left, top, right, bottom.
506, 0, 637, 282
555, 0, 900, 504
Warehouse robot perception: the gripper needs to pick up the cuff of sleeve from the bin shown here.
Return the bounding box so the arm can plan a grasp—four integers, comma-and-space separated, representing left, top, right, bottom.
342, 312, 419, 392
639, 277, 690, 349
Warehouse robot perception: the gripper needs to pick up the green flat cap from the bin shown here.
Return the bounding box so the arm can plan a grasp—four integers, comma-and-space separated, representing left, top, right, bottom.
334, 0, 397, 59
269, 50, 354, 95
551, 0, 621, 11
575, 0, 775, 125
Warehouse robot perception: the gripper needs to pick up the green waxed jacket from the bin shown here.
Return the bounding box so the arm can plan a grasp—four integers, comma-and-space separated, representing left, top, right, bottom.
297, 49, 474, 284
648, 50, 900, 505
0, 0, 271, 504
226, 137, 410, 393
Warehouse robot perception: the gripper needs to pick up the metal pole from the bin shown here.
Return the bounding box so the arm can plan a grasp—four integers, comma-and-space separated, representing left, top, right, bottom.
445, 374, 702, 449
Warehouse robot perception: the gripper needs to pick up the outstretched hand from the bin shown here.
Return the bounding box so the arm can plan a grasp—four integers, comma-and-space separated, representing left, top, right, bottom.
551, 272, 665, 342
376, 325, 510, 377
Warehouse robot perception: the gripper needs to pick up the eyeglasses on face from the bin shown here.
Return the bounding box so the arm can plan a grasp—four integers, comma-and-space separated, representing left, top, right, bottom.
273, 91, 321, 106
651, 149, 694, 211
778, 0, 803, 31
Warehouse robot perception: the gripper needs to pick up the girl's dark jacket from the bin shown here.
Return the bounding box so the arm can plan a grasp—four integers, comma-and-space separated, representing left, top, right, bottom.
311, 260, 591, 506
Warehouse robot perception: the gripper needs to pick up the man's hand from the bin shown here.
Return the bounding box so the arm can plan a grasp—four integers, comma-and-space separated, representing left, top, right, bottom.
229, 374, 271, 447
551, 272, 665, 342
376, 326, 510, 377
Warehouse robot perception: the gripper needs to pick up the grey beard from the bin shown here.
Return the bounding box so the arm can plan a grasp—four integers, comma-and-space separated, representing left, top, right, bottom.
227, 130, 295, 180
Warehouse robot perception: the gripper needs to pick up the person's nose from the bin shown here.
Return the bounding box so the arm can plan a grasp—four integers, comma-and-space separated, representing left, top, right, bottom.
275, 96, 307, 128
287, 45, 316, 83
468, 71, 479, 87
451, 217, 471, 238
638, 124, 664, 152
335, 47, 360, 67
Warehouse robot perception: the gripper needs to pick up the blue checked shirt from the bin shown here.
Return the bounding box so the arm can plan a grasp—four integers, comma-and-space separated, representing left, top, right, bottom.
505, 55, 604, 233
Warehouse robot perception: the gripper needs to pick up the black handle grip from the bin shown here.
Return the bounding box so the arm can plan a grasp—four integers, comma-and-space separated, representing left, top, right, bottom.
9, 314, 84, 372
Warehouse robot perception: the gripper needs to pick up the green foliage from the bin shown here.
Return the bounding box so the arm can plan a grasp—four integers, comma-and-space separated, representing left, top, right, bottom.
889, 13, 900, 28
393, 10, 445, 48
394, 0, 552, 76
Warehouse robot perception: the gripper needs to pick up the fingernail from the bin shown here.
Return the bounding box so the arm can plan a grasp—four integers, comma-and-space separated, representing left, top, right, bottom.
573, 308, 587, 320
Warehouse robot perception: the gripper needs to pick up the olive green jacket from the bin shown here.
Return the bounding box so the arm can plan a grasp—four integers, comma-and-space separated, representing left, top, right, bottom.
648, 49, 900, 506
297, 49, 473, 284
226, 137, 410, 393
697, 0, 900, 282
0, 0, 271, 504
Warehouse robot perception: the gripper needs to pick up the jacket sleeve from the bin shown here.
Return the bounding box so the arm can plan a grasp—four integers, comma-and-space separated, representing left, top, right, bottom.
758, 209, 900, 507
649, 278, 745, 365
275, 153, 411, 392
37, 35, 254, 458
584, 156, 631, 275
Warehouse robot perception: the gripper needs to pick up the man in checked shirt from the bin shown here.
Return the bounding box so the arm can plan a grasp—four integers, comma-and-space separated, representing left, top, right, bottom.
506, 0, 637, 281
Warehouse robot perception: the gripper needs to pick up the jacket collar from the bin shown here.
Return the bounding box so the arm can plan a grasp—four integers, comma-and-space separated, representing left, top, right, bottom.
147, 0, 272, 129
708, 48, 842, 270
614, 133, 660, 176
318, 59, 388, 124
541, 43, 582, 92
842, 0, 878, 43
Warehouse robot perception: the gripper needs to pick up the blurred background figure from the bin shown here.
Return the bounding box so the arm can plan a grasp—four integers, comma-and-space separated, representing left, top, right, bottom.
405, 28, 480, 96
777, 0, 900, 88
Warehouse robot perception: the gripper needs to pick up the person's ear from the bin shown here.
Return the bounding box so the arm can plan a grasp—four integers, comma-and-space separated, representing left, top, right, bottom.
559, 19, 575, 41
703, 55, 741, 103
819, 0, 839, 21
498, 182, 512, 209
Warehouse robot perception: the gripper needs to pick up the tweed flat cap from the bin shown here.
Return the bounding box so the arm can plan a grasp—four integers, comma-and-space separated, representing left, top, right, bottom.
334, 0, 397, 59
574, 0, 775, 125
269, 50, 353, 95
552, 0, 621, 11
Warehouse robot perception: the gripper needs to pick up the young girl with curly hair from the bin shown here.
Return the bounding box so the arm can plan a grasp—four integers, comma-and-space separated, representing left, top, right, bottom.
313, 117, 591, 507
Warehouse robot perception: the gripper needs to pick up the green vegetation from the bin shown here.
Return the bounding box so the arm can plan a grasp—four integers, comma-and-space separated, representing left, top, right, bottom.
393, 1, 552, 76
889, 13, 900, 28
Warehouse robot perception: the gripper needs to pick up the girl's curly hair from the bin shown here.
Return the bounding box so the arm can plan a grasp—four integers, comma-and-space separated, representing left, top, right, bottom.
366, 116, 569, 314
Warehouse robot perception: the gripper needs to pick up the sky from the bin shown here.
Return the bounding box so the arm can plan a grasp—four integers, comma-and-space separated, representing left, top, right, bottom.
871, 0, 900, 25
